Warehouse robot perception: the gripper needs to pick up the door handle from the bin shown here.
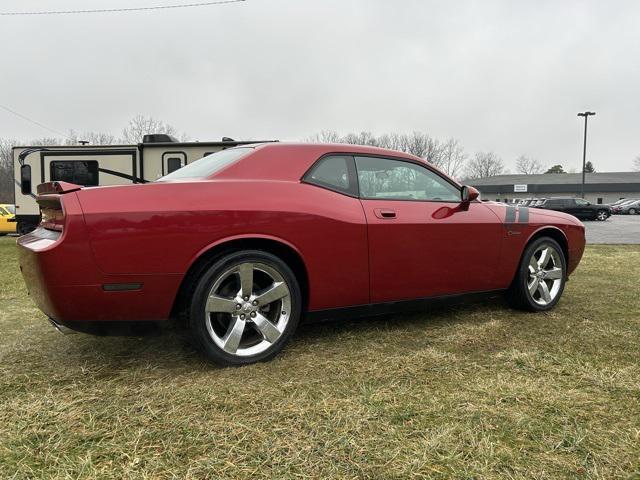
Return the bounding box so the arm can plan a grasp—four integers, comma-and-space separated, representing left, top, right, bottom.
374, 208, 397, 219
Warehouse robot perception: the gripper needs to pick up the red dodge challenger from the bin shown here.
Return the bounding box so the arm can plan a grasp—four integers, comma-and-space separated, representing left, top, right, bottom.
18, 143, 585, 365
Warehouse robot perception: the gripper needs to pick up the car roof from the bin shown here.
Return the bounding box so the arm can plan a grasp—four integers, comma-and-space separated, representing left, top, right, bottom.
215, 142, 459, 185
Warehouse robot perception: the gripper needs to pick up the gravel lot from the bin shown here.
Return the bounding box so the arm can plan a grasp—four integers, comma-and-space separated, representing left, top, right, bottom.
585, 214, 640, 244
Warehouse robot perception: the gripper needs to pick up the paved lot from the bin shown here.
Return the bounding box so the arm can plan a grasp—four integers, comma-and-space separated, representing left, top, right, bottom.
585, 214, 640, 244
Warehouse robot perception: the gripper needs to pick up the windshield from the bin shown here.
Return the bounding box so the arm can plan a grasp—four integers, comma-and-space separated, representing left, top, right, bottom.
6, 205, 15, 215
158, 147, 253, 181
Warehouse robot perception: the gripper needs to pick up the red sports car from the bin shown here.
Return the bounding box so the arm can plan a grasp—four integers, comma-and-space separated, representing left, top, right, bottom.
18, 143, 585, 365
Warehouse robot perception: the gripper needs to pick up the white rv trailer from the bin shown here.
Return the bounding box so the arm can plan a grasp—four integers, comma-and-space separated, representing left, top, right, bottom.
13, 134, 273, 235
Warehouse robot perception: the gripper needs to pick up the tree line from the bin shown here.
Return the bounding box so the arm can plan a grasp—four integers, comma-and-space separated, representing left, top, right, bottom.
1, 121, 616, 204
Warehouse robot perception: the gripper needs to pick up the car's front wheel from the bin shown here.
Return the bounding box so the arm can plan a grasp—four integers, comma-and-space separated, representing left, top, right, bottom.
596, 210, 608, 221
629, 208, 637, 215
507, 237, 566, 312
189, 250, 302, 366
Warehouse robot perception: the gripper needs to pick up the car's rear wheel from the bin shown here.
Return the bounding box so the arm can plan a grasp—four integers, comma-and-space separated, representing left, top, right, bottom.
189, 250, 302, 366
596, 210, 608, 221
507, 237, 566, 312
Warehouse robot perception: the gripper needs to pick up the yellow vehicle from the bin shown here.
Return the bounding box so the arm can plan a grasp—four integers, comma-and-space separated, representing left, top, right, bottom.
0, 204, 17, 235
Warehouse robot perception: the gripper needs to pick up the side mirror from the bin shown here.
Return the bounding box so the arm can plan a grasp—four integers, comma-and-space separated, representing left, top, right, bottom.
461, 185, 480, 203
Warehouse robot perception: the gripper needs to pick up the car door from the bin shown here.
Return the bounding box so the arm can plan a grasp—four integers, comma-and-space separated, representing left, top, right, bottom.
355, 155, 504, 304
562, 199, 581, 218
572, 198, 593, 219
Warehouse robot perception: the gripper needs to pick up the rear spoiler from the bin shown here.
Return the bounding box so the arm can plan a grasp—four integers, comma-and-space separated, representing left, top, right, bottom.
37, 181, 82, 195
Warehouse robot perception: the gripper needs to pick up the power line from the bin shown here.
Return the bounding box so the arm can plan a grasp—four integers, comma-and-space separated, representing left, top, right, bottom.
0, 0, 245, 16
0, 103, 71, 139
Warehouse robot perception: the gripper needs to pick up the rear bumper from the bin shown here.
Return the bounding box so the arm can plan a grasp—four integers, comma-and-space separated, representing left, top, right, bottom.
17, 226, 182, 323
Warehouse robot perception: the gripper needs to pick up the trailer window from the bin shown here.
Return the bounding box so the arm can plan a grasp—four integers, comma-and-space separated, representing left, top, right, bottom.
166, 157, 184, 174
50, 161, 99, 186
21, 165, 32, 194
158, 147, 252, 181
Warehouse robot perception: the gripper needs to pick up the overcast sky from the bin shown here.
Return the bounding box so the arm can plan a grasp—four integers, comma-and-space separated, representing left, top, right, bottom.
1, 0, 638, 172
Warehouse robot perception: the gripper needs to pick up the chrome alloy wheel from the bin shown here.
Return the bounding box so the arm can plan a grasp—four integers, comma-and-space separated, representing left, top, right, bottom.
596, 210, 608, 221
527, 245, 564, 306
204, 262, 291, 357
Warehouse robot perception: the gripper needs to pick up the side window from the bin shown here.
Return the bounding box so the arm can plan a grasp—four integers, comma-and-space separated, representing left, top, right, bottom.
49, 160, 98, 187
50, 161, 99, 186
303, 155, 356, 196
575, 199, 589, 206
20, 165, 32, 195
355, 156, 460, 201
166, 157, 184, 174
0, 207, 7, 216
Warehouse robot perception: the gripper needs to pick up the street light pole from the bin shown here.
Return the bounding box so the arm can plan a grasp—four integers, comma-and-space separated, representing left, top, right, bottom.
577, 111, 595, 199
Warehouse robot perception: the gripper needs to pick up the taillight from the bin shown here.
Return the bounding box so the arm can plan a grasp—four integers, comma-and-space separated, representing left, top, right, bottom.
38, 195, 65, 232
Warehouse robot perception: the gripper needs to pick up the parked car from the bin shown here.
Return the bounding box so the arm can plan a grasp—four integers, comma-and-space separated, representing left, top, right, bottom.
610, 198, 633, 207
538, 197, 611, 221
614, 199, 640, 215
0, 204, 16, 235
17, 143, 586, 366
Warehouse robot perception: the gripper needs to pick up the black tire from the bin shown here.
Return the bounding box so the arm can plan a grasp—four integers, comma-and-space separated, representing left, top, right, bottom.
507, 237, 567, 312
189, 250, 302, 366
595, 210, 608, 221
629, 208, 637, 215
17, 221, 36, 236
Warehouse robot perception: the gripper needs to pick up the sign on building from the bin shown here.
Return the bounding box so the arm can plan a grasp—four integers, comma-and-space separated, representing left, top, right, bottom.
514, 184, 528, 193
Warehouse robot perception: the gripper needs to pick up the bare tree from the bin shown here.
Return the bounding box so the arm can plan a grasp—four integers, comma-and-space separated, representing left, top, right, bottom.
341, 131, 379, 147
65, 129, 118, 145
121, 115, 184, 143
0, 139, 19, 203
402, 131, 430, 158
306, 130, 341, 143
633, 155, 640, 172
465, 152, 505, 179
437, 138, 466, 178
306, 130, 467, 177
29, 137, 63, 146
377, 132, 404, 151
515, 155, 544, 174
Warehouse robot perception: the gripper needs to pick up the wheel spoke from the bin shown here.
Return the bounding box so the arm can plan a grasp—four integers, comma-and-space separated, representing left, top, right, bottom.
206, 295, 238, 314
537, 281, 552, 303
255, 282, 289, 306
237, 263, 254, 298
537, 248, 550, 269
528, 256, 538, 274
528, 277, 539, 296
222, 317, 246, 353
253, 313, 281, 343
545, 267, 563, 280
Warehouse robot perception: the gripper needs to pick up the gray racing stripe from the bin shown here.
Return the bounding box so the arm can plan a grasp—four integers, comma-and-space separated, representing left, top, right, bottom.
505, 206, 516, 223
518, 207, 529, 223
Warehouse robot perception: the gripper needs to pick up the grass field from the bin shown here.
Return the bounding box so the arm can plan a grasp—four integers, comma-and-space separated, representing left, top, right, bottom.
0, 237, 638, 479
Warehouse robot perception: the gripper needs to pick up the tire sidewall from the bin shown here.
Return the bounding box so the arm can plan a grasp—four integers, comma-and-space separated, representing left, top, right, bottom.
517, 237, 567, 312
189, 250, 302, 366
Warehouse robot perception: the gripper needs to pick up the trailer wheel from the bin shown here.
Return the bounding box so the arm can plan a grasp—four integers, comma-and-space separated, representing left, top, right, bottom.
17, 221, 37, 236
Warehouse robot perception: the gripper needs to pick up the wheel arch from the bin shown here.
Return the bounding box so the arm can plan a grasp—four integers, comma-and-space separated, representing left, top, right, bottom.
170, 234, 309, 321
521, 226, 570, 275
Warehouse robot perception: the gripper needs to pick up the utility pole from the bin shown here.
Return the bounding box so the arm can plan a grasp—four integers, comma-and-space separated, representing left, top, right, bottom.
577, 111, 595, 199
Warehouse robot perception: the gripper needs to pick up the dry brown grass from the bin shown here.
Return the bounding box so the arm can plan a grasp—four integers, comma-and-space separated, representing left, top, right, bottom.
0, 237, 638, 479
